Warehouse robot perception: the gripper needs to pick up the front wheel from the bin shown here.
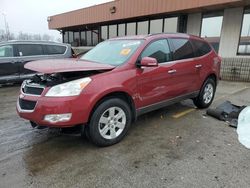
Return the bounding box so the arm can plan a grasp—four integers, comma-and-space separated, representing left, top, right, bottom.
193, 78, 216, 109
87, 98, 132, 147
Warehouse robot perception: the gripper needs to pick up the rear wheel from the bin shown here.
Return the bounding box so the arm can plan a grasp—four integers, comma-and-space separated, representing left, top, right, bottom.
193, 78, 216, 109
87, 98, 132, 147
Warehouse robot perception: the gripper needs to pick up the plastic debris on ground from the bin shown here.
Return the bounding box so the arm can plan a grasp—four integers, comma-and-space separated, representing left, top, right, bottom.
206, 101, 246, 128
237, 107, 250, 149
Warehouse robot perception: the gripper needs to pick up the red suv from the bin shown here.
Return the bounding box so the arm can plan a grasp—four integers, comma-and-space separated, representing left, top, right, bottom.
17, 33, 221, 146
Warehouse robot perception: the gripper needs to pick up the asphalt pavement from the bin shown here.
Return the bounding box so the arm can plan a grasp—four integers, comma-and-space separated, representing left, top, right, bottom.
0, 81, 250, 188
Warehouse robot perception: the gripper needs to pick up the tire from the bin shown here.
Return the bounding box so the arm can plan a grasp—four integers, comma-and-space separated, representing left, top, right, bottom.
87, 98, 132, 147
193, 78, 216, 109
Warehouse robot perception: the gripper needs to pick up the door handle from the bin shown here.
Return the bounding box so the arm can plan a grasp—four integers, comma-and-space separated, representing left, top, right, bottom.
168, 69, 177, 74
195, 64, 202, 68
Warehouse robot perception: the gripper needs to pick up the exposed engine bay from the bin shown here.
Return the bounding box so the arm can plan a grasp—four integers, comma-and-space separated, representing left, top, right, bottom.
28, 70, 105, 87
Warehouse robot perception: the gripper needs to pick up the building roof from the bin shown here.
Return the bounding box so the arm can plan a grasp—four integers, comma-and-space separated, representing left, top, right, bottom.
48, 0, 249, 30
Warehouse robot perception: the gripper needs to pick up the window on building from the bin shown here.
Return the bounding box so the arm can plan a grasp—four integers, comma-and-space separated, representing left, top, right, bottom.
68, 32, 74, 45
150, 19, 163, 34
86, 31, 92, 46
0, 45, 14, 57
63, 32, 69, 43
201, 12, 223, 53
141, 39, 172, 63
45, 45, 66, 55
92, 30, 99, 46
101, 26, 108, 41
238, 9, 250, 55
80, 31, 87, 46
109, 25, 117, 38
17, 44, 43, 56
118, 24, 126, 36
127, 22, 136, 35
73, 31, 80, 46
137, 21, 149, 35
164, 17, 178, 33
169, 38, 195, 60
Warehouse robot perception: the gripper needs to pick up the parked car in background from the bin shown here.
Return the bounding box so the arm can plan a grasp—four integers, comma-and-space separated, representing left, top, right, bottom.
16, 33, 221, 147
0, 40, 74, 85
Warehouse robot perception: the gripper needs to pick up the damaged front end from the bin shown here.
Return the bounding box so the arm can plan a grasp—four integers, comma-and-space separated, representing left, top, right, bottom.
18, 70, 108, 128
21, 70, 108, 96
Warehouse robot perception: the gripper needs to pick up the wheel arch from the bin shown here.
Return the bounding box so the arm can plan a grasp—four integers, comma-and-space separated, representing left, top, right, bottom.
89, 91, 137, 124
204, 73, 218, 86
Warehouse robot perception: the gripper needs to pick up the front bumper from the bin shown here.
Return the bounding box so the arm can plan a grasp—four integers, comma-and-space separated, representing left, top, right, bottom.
16, 92, 90, 127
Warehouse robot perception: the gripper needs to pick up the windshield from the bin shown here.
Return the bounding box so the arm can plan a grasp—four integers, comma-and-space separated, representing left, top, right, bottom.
81, 40, 143, 66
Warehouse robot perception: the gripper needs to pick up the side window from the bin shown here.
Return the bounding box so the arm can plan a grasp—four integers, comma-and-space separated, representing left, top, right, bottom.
17, 44, 43, 56
191, 39, 211, 57
141, 39, 171, 63
169, 38, 195, 60
0, 45, 14, 57
46, 45, 66, 55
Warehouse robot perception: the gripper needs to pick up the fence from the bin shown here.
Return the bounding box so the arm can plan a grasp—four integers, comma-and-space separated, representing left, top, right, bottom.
221, 57, 250, 82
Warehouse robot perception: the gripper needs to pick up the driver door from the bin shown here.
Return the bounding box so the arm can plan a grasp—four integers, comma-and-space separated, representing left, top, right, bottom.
136, 39, 176, 109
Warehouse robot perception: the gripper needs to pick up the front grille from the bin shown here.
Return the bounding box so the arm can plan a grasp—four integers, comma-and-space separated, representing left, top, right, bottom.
22, 84, 44, 95
19, 98, 37, 111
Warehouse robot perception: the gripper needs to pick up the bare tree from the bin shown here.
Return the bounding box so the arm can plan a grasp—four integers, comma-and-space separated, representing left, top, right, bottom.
56, 37, 62, 43
33, 34, 42, 40
0, 30, 60, 42
42, 34, 51, 41
0, 29, 5, 41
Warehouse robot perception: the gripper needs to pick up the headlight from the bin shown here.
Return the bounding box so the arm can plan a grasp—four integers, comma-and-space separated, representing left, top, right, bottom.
45, 77, 91, 97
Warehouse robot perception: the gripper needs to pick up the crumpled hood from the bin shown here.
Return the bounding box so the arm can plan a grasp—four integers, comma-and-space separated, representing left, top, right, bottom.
24, 58, 115, 74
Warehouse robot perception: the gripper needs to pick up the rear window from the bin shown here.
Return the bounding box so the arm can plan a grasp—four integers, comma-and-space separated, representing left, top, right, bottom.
169, 38, 195, 60
17, 44, 43, 56
45, 45, 66, 55
0, 45, 13, 57
191, 39, 212, 57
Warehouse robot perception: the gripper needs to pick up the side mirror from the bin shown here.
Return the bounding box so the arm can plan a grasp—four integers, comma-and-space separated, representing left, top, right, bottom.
140, 57, 158, 67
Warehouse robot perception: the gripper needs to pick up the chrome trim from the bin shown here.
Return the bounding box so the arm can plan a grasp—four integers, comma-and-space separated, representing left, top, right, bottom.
168, 69, 177, 74
136, 91, 199, 116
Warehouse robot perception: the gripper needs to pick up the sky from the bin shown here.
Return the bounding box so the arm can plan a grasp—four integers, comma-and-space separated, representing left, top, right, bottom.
0, 0, 112, 40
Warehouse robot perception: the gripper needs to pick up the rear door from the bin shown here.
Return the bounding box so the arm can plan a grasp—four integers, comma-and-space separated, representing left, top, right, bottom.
0, 44, 20, 83
190, 39, 213, 90
168, 38, 199, 94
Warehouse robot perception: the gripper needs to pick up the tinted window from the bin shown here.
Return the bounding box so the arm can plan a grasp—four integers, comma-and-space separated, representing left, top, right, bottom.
17, 44, 43, 56
170, 38, 194, 60
191, 39, 211, 57
46, 45, 66, 55
141, 40, 171, 63
0, 45, 14, 57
